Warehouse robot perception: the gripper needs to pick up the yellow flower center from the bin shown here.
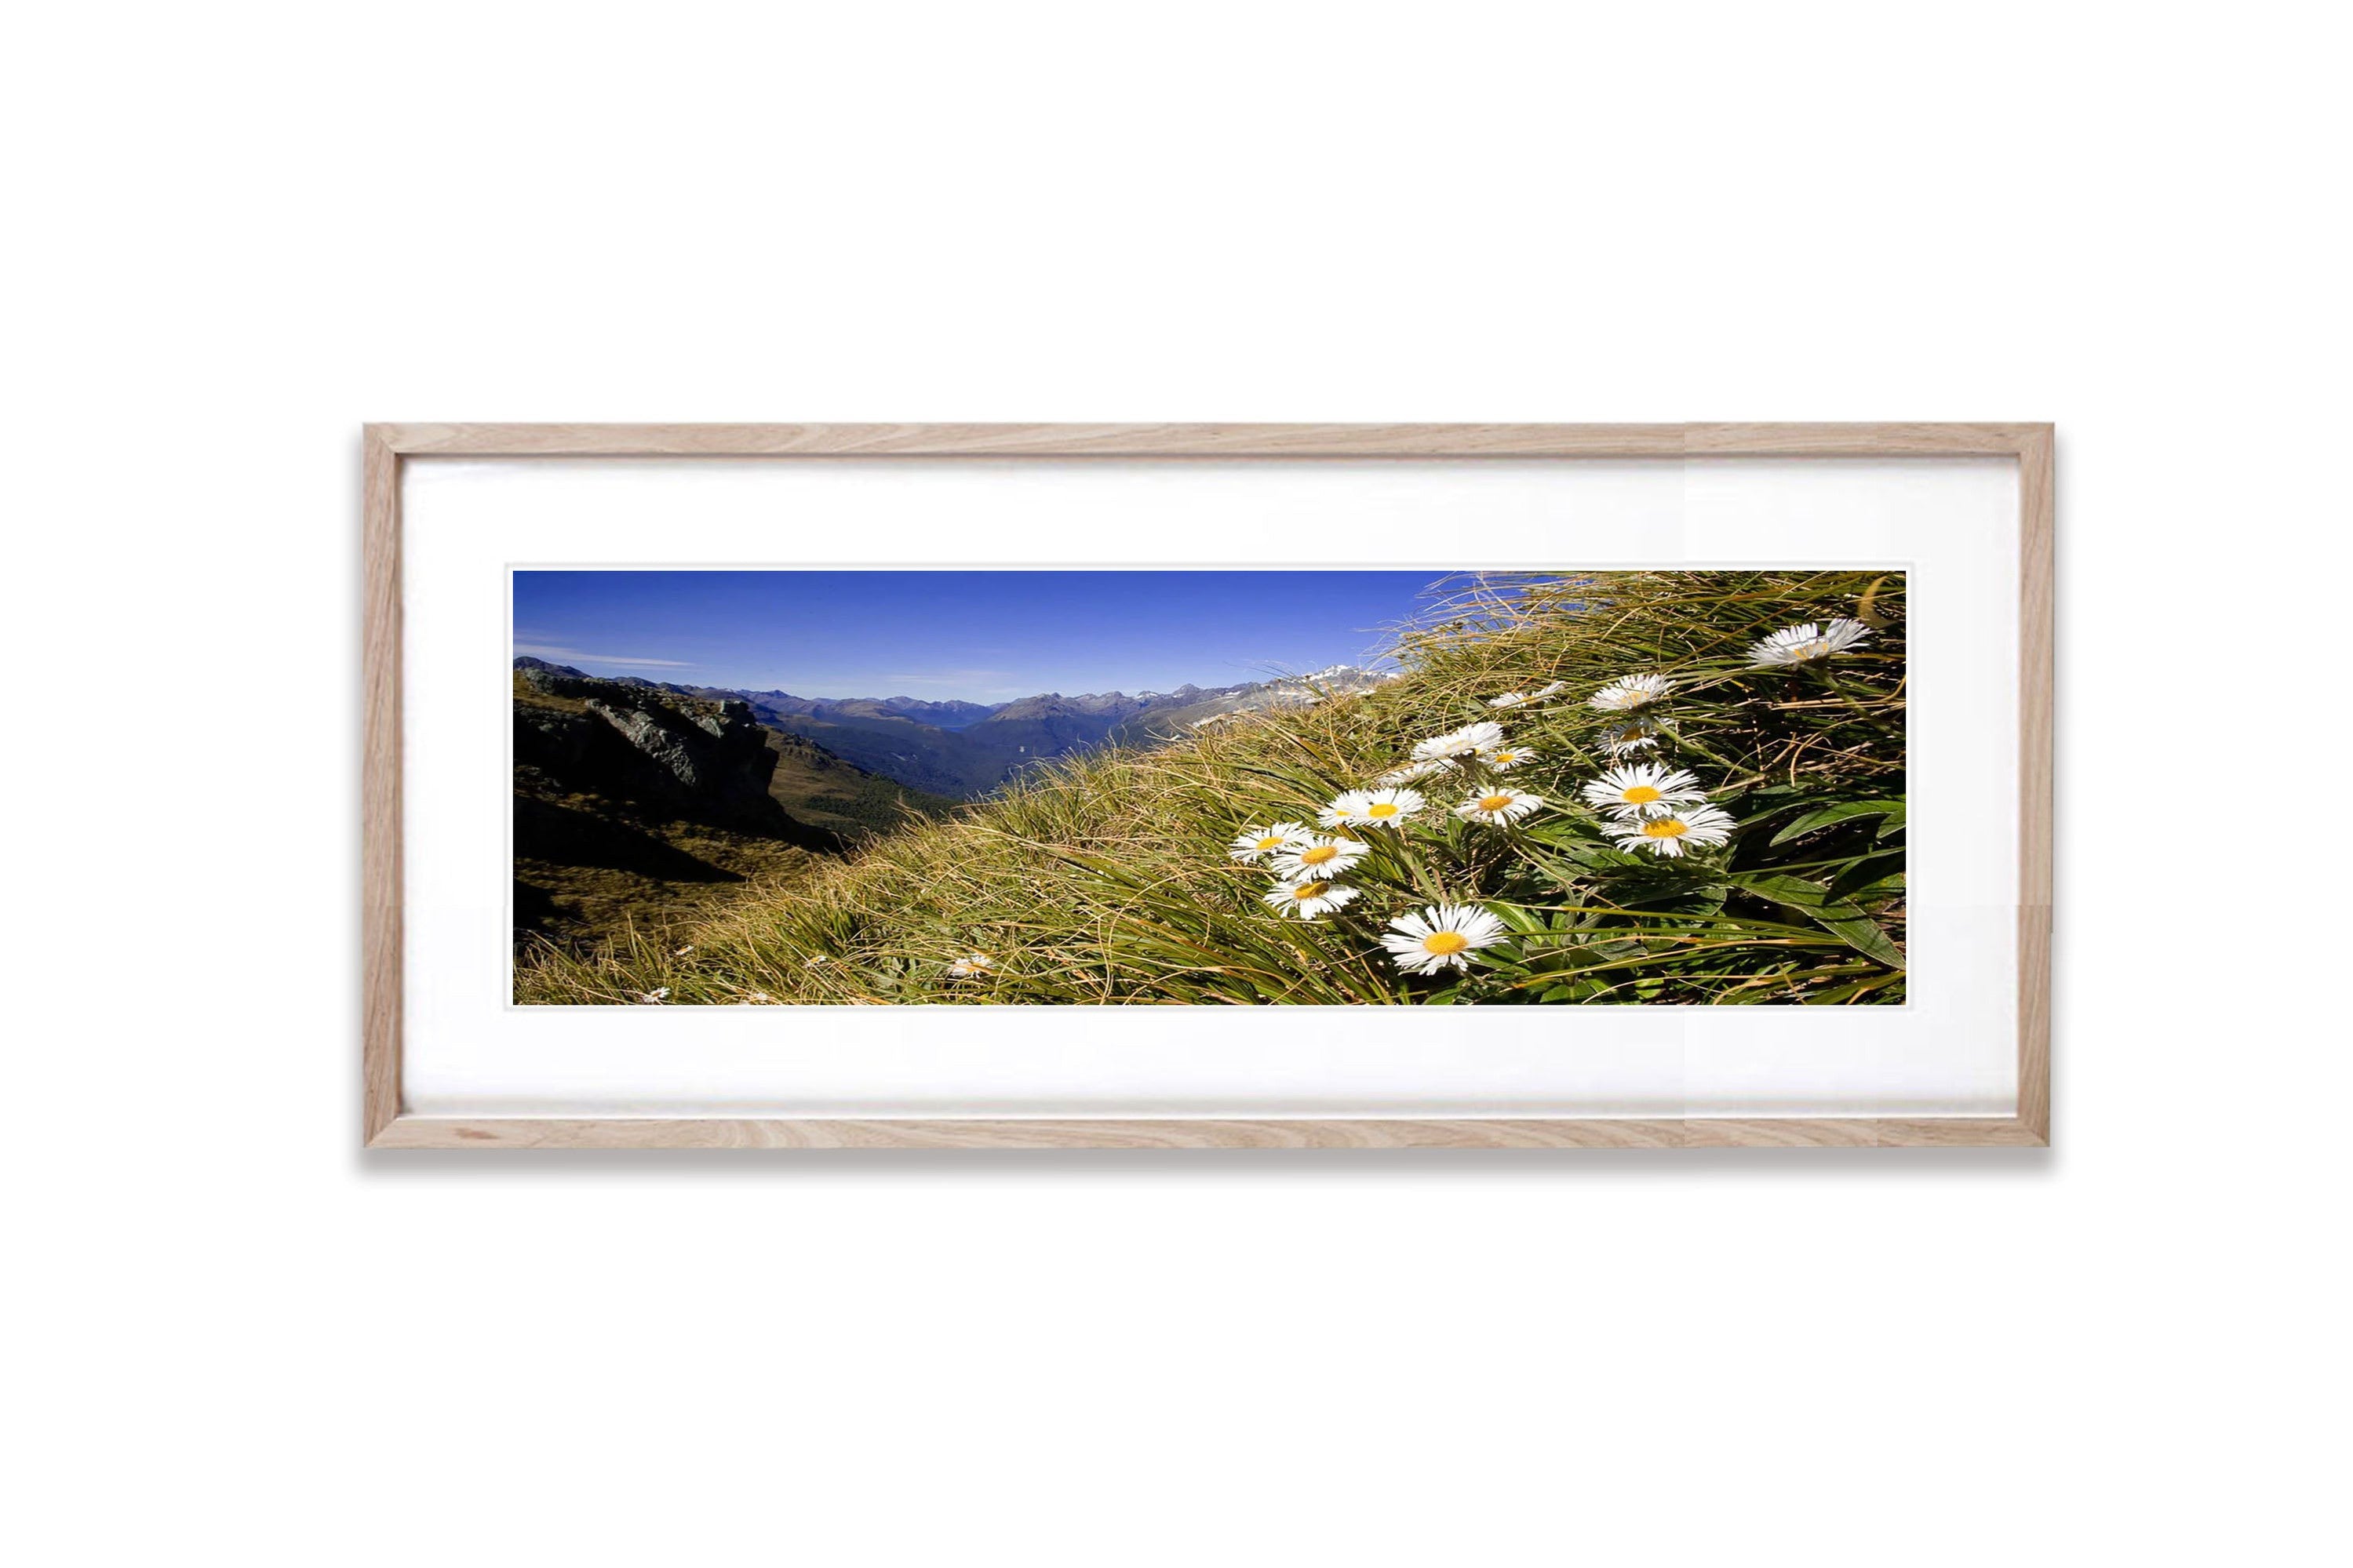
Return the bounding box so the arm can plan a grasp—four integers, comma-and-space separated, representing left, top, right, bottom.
1479, 794, 1514, 811
1289, 881, 1330, 901
1621, 784, 1662, 804
1641, 817, 1688, 839
1367, 802, 1399, 818
1422, 930, 1471, 955
1255, 835, 1284, 852
1299, 844, 1339, 865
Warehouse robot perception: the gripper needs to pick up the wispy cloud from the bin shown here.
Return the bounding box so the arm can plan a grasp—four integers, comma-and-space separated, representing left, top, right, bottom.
515, 642, 698, 670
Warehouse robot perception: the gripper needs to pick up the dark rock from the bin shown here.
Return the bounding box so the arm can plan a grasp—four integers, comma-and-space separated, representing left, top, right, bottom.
515, 670, 824, 839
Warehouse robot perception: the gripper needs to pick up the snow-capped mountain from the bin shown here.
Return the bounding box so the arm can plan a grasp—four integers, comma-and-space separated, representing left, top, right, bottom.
557, 663, 1397, 798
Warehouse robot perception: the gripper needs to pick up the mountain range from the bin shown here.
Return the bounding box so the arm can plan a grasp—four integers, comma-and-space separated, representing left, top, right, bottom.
518, 657, 1396, 799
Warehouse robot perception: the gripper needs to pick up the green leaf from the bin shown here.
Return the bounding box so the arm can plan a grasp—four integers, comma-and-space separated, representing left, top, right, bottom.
1826, 853, 1906, 904
1728, 872, 1907, 970
1487, 902, 1557, 937
1769, 800, 1906, 846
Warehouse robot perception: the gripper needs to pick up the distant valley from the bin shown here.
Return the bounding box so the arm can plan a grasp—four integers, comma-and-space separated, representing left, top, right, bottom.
512, 657, 1391, 947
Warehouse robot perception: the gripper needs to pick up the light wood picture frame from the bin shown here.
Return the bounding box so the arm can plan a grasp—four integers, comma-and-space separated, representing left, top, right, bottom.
364, 423, 2053, 1149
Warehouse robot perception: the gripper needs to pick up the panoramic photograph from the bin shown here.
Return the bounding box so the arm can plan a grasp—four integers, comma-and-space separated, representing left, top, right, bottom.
513, 568, 1907, 1005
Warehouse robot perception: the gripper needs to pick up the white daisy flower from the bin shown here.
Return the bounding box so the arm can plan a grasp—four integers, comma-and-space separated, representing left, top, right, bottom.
1270, 835, 1371, 882
636, 987, 670, 1005
1748, 617, 1872, 667
745, 991, 775, 1003
1607, 802, 1738, 857
1580, 762, 1710, 820
945, 952, 995, 978
1531, 681, 1570, 700
1356, 788, 1426, 826
1262, 879, 1361, 920
1597, 716, 1666, 755
1454, 788, 1546, 826
1379, 903, 1510, 975
1374, 759, 1454, 788
1319, 787, 1425, 829
1411, 720, 1506, 762
1229, 820, 1312, 863
1589, 674, 1674, 711
1477, 744, 1538, 771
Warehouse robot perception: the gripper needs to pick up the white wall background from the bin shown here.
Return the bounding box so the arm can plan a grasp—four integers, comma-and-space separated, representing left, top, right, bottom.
7, 4, 2345, 1565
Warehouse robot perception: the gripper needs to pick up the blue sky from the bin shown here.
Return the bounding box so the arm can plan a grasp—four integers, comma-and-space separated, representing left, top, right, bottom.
513, 569, 1445, 700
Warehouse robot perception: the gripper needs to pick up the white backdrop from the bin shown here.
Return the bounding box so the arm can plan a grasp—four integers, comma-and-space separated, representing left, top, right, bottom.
7, 5, 2348, 1566
409, 457, 2016, 1116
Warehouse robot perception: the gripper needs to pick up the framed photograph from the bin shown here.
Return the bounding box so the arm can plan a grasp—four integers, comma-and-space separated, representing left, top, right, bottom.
364, 424, 2052, 1148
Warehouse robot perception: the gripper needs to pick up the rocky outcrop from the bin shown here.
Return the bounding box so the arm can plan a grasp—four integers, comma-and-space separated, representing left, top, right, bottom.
515, 667, 602, 701
515, 670, 817, 838
581, 695, 776, 816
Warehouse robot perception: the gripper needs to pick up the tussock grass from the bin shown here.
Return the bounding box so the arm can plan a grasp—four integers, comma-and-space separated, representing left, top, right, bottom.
515, 570, 1906, 1006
